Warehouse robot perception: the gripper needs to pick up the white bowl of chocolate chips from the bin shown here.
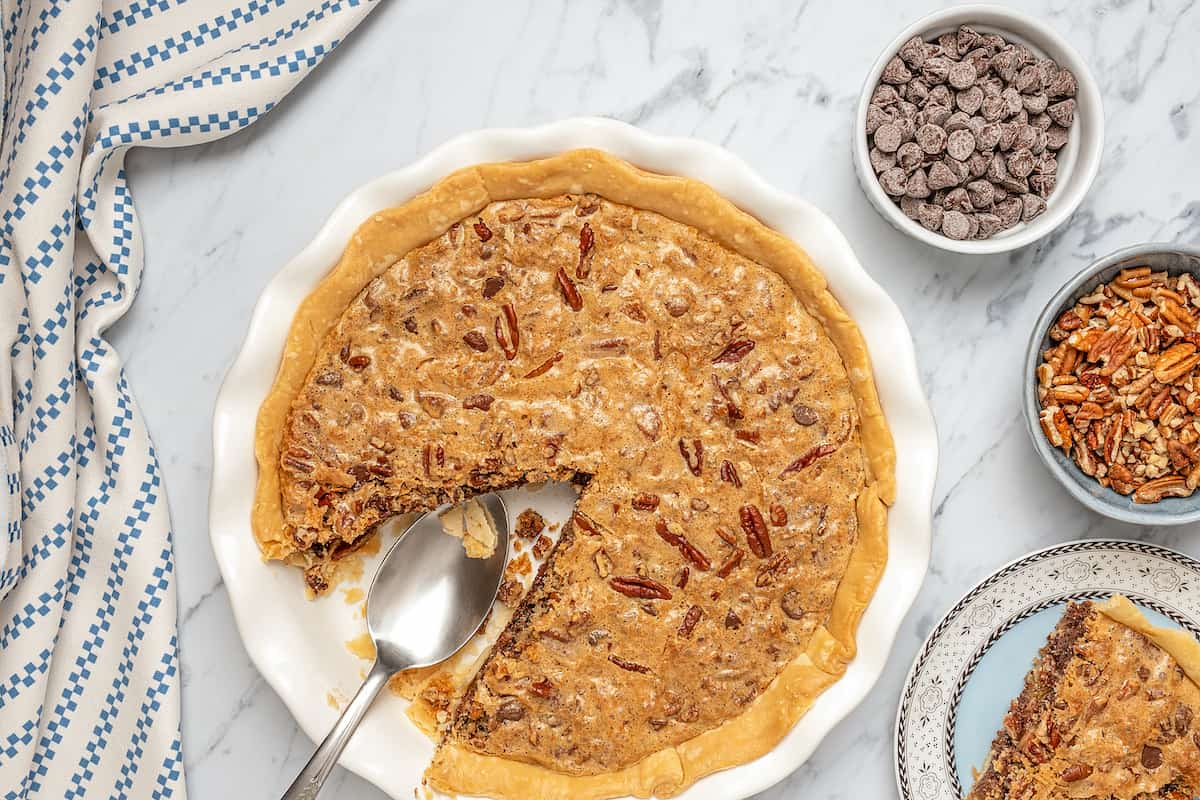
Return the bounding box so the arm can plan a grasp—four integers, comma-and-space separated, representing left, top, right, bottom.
853, 5, 1103, 255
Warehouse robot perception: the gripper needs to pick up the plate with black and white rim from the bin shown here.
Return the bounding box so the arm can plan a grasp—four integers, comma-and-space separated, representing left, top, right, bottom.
894, 539, 1200, 800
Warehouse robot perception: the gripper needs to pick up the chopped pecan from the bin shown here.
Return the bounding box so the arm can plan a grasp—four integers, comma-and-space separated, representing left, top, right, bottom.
713, 339, 756, 364
463, 393, 495, 411
609, 576, 672, 600
608, 654, 650, 673
780, 442, 838, 476
577, 222, 595, 278
572, 512, 600, 536
716, 549, 744, 578
524, 351, 564, 379
678, 605, 702, 638
482, 275, 505, 298
631, 493, 660, 511
678, 438, 703, 476
738, 504, 772, 558
463, 330, 489, 352
768, 503, 788, 527
556, 268, 583, 311
655, 519, 711, 571
719, 460, 742, 488
473, 220, 493, 241
494, 302, 519, 360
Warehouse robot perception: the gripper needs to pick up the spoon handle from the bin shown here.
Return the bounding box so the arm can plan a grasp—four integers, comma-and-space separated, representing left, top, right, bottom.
282, 659, 393, 800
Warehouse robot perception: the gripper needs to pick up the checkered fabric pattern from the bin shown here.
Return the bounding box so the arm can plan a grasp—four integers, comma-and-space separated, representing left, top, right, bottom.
0, 1, 376, 796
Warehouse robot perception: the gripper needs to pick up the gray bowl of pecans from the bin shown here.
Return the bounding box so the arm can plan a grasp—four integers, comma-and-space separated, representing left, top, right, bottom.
854, 5, 1103, 254
1024, 243, 1200, 525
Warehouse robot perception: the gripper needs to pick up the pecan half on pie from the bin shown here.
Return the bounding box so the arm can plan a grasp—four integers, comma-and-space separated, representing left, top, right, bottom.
966, 596, 1200, 800
252, 150, 895, 798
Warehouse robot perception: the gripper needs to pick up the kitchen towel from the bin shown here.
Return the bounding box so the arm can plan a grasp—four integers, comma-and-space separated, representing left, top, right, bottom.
0, 1, 377, 796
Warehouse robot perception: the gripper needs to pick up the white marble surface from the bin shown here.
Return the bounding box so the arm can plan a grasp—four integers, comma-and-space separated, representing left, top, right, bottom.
111, 1, 1200, 797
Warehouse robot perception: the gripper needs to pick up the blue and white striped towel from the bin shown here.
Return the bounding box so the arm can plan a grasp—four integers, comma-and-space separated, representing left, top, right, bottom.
0, 2, 376, 796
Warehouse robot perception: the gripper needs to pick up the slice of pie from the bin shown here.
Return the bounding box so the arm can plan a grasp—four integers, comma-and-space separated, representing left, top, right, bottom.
252, 150, 896, 798
966, 596, 1200, 800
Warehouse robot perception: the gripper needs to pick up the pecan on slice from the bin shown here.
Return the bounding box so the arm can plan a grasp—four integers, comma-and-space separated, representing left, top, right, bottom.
719, 459, 742, 488
524, 351, 564, 379
609, 576, 672, 600
608, 654, 650, 674
494, 302, 520, 360
571, 512, 600, 536
716, 548, 744, 578
463, 330, 489, 352
678, 438, 703, 476
576, 222, 595, 278
555, 268, 583, 312
738, 504, 772, 558
712, 339, 755, 364
655, 519, 711, 571
631, 492, 660, 511
473, 220, 493, 241
678, 605, 702, 638
780, 442, 838, 477
462, 394, 495, 411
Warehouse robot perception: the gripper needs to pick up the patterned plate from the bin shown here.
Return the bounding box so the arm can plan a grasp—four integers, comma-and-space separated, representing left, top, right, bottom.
894, 539, 1200, 800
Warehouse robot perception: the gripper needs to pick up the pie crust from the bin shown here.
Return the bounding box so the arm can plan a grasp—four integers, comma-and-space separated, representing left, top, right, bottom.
252, 149, 895, 798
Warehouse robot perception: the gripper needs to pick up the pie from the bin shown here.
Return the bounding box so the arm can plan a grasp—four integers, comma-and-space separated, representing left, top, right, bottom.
966, 596, 1200, 800
252, 149, 895, 798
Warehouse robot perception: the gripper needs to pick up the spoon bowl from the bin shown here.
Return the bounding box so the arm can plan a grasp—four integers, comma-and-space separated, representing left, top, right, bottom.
369, 492, 509, 670
282, 493, 509, 800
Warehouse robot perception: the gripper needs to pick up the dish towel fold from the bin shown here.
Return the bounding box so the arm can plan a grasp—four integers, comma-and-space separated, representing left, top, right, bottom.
0, 1, 377, 796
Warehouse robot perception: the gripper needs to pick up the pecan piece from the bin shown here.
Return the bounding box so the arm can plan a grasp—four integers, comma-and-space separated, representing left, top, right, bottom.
678, 605, 702, 638
655, 519, 711, 571
482, 275, 505, 299
494, 302, 519, 360
608, 654, 650, 674
463, 330, 489, 352
347, 354, 371, 370
780, 443, 838, 476
716, 549, 744, 578
738, 504, 772, 558
768, 503, 788, 527
1060, 764, 1092, 782
609, 576, 672, 600
719, 460, 742, 488
462, 394, 495, 411
678, 438, 703, 476
524, 351, 564, 379
713, 339, 756, 364
555, 268, 583, 311
572, 512, 600, 536
631, 493, 660, 511
577, 222, 595, 278
473, 220, 493, 241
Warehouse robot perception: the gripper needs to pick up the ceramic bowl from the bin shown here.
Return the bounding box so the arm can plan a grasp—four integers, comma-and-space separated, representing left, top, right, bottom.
1023, 243, 1200, 525
853, 4, 1103, 255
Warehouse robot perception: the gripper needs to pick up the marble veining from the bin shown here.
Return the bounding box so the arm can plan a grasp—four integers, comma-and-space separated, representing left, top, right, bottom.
113, 0, 1200, 797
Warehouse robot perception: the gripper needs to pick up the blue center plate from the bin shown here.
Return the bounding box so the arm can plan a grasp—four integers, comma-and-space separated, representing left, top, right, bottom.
895, 540, 1200, 800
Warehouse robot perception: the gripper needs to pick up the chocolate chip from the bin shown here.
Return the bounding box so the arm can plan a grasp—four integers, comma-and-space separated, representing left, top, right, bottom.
1046, 68, 1077, 98
905, 168, 931, 198
869, 146, 897, 173
917, 202, 944, 231
915, 124, 947, 154
921, 104, 953, 128
1047, 99, 1075, 127
945, 110, 972, 132
922, 56, 952, 85
879, 167, 908, 196
941, 210, 971, 240
896, 141, 924, 170
1020, 192, 1046, 222
872, 85, 900, 106
977, 122, 1002, 150
946, 129, 976, 160
975, 212, 1003, 238
1015, 64, 1044, 94
874, 123, 903, 153
956, 25, 981, 54
966, 179, 994, 208
865, 104, 894, 135
882, 56, 912, 85
943, 187, 973, 213
899, 194, 922, 219
1007, 148, 1035, 179
956, 85, 984, 115
1022, 92, 1048, 114
927, 84, 953, 107
927, 160, 960, 191
981, 94, 1005, 121
948, 60, 977, 89
1046, 125, 1070, 151
996, 196, 1022, 227
898, 36, 929, 68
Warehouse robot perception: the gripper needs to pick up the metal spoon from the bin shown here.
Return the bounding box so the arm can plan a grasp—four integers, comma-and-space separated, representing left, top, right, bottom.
281, 493, 509, 800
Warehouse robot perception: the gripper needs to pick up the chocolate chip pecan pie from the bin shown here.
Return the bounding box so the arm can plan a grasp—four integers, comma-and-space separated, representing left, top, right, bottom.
252, 150, 895, 798
966, 596, 1200, 800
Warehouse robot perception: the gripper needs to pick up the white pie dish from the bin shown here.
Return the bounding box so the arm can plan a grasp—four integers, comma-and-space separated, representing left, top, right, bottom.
208, 117, 938, 799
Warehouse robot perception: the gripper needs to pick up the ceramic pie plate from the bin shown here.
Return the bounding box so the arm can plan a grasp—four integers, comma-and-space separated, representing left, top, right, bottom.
895, 539, 1200, 800
209, 117, 938, 799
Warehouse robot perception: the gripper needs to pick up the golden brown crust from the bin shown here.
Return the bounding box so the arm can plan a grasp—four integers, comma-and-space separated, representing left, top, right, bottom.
252, 149, 895, 798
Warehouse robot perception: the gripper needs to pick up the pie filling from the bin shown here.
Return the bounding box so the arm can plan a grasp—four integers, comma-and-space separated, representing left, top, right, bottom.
253, 149, 894, 798
967, 599, 1200, 800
